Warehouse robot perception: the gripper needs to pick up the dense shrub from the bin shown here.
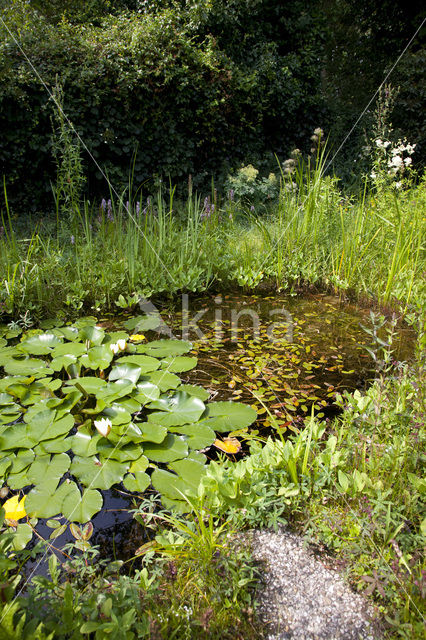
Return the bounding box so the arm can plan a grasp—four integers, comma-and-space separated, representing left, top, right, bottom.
0, 0, 327, 210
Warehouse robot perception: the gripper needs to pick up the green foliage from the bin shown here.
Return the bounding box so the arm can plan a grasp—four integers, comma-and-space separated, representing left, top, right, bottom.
0, 320, 256, 540
0, 0, 327, 209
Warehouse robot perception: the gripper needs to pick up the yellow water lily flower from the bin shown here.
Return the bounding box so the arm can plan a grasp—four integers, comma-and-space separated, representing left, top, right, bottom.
3, 495, 26, 521
129, 334, 145, 342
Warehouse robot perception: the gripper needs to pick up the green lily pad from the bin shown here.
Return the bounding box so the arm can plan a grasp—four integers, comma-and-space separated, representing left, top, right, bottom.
70, 456, 128, 490
109, 363, 142, 385
179, 385, 210, 401
78, 325, 105, 346
11, 450, 35, 474
34, 437, 72, 455
147, 391, 205, 427
169, 422, 216, 450
160, 356, 197, 373
141, 340, 192, 358
18, 333, 63, 355
65, 377, 107, 395
201, 401, 257, 433
129, 455, 149, 473
141, 371, 181, 392
143, 434, 188, 463
12, 523, 33, 551
80, 345, 113, 370
26, 480, 75, 519
116, 355, 160, 374
152, 458, 206, 501
61, 483, 103, 523
4, 357, 53, 377
101, 403, 132, 426
27, 453, 70, 486
132, 422, 167, 444
123, 472, 150, 493
97, 442, 142, 463
123, 314, 161, 332
133, 381, 160, 403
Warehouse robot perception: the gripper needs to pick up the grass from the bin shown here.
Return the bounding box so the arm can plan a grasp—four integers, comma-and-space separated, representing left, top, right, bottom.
0, 161, 425, 323
0, 158, 425, 638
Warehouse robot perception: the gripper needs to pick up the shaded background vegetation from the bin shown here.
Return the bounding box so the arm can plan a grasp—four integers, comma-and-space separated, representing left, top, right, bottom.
0, 0, 424, 210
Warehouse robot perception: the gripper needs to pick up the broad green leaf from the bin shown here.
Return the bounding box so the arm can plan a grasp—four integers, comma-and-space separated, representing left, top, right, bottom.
12, 523, 33, 551
201, 401, 257, 433
143, 434, 188, 463
80, 345, 113, 370
169, 422, 216, 449
27, 453, 70, 486
109, 363, 141, 385
179, 385, 209, 401
11, 450, 35, 474
133, 381, 160, 403
35, 437, 72, 455
101, 404, 132, 426
61, 483, 103, 523
160, 356, 197, 373
26, 480, 75, 519
129, 455, 149, 473
147, 391, 205, 426
116, 355, 160, 374
123, 314, 161, 332
141, 371, 181, 392
152, 458, 206, 501
70, 456, 128, 490
65, 377, 107, 395
18, 333, 63, 355
141, 340, 192, 358
71, 426, 102, 457
131, 422, 167, 444
78, 325, 105, 346
4, 357, 53, 377
97, 442, 143, 463
123, 472, 150, 493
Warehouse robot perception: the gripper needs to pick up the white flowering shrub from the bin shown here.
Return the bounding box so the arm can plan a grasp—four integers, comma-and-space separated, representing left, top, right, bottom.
370, 138, 416, 191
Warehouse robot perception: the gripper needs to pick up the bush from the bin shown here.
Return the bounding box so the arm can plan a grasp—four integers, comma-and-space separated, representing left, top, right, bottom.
0, 0, 327, 211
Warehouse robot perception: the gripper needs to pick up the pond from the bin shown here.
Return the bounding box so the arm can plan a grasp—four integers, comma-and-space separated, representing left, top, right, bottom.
0, 292, 415, 575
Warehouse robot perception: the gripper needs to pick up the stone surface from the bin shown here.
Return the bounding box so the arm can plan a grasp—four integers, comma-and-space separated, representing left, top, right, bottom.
246, 527, 382, 640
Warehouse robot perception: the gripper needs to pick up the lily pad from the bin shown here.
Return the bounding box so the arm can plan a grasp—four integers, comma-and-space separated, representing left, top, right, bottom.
201, 401, 257, 433
117, 355, 160, 374
160, 356, 197, 373
141, 340, 192, 358
147, 391, 205, 427
18, 333, 63, 355
70, 456, 128, 490
152, 458, 206, 500
143, 434, 188, 463
109, 363, 142, 385
123, 314, 161, 332
4, 357, 53, 377
169, 422, 216, 450
61, 483, 103, 523
79, 345, 113, 370
142, 371, 181, 392
123, 472, 150, 493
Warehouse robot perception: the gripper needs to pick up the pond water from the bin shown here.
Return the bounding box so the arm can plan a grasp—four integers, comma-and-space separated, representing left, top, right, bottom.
153, 292, 414, 430
3, 292, 415, 576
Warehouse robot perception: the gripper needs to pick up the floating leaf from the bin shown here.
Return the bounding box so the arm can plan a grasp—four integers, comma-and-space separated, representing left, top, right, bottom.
169, 422, 215, 450
179, 385, 209, 401
123, 472, 150, 493
213, 437, 241, 454
78, 325, 105, 346
142, 371, 181, 392
109, 363, 142, 385
152, 458, 206, 501
143, 434, 188, 463
12, 523, 33, 551
202, 401, 257, 433
123, 315, 161, 332
147, 391, 205, 427
4, 357, 53, 377
160, 356, 197, 373
117, 355, 160, 374
61, 483, 103, 523
70, 456, 128, 490
141, 340, 192, 357
18, 333, 63, 355
80, 345, 113, 370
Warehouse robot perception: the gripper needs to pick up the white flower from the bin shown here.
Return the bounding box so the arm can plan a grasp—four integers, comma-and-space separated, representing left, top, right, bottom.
370, 171, 377, 179
404, 157, 412, 166
94, 417, 112, 437
110, 342, 119, 354
406, 143, 416, 155
383, 141, 391, 148
117, 339, 127, 351
394, 181, 402, 189
389, 155, 403, 168
375, 139, 383, 148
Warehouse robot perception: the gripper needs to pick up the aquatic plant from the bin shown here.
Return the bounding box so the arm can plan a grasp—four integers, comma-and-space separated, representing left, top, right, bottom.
0, 315, 256, 549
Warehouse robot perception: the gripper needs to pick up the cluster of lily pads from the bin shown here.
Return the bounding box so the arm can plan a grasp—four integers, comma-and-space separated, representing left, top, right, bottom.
0, 314, 256, 545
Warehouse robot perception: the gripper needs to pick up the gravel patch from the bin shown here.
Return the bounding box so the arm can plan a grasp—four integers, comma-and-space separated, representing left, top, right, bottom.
245, 527, 382, 640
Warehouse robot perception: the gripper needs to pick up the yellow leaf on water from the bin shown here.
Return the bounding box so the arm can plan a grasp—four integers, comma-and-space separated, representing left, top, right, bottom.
3, 495, 26, 522
213, 438, 241, 455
